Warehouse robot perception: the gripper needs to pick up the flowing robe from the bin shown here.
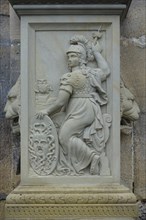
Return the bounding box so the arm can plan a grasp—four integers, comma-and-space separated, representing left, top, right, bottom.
58, 67, 109, 174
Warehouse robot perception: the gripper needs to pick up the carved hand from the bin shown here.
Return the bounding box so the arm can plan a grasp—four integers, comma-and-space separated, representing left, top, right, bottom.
36, 109, 48, 120
91, 42, 102, 54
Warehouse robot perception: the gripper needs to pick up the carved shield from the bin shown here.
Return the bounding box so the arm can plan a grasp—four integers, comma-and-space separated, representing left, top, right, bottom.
29, 115, 59, 175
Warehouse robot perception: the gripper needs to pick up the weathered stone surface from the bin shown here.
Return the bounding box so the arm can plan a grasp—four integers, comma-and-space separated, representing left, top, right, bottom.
10, 5, 20, 40
138, 201, 146, 220
0, 1, 11, 198
10, 41, 20, 84
121, 0, 146, 38
0, 1, 20, 219
0, 201, 5, 219
120, 39, 145, 199
121, 133, 133, 190
0, 0, 9, 14
134, 118, 146, 199
120, 0, 146, 200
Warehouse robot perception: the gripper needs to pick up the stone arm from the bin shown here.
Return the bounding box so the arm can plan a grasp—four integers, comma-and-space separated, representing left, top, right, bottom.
92, 44, 110, 80
36, 90, 70, 119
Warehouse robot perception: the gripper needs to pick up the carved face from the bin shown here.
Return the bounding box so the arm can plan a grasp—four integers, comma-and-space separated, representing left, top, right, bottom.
33, 134, 49, 157
4, 77, 20, 134
67, 52, 80, 69
37, 80, 49, 93
4, 93, 19, 119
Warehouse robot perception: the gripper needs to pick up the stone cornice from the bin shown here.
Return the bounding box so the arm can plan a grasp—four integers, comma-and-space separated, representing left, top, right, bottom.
13, 4, 126, 17
8, 0, 132, 21
8, 0, 131, 4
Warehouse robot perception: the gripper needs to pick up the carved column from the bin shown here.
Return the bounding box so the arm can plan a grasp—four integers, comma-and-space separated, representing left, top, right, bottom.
5, 1, 138, 219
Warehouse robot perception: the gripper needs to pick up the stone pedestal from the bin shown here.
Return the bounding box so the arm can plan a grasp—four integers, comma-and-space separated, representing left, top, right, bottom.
5, 184, 137, 219
5, 2, 138, 220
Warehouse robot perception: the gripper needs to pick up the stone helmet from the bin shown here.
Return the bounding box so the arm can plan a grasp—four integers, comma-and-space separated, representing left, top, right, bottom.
66, 43, 87, 61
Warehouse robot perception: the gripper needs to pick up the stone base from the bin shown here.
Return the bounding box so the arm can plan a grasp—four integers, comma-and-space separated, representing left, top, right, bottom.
5, 184, 138, 220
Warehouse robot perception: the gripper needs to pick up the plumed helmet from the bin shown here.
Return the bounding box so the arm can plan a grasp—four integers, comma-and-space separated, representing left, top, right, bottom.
66, 43, 87, 61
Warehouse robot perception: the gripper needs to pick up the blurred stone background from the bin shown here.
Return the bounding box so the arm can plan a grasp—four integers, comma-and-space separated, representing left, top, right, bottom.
0, 0, 145, 219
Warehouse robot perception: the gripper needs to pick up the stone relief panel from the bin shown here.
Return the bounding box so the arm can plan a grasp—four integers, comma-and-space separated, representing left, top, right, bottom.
32, 33, 112, 176
4, 21, 139, 179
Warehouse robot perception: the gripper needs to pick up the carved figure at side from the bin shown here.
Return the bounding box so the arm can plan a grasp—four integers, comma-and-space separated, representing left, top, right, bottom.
4, 76, 21, 134
120, 80, 140, 134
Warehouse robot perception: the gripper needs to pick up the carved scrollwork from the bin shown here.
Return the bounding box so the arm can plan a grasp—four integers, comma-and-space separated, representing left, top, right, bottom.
5, 205, 137, 218
7, 192, 136, 205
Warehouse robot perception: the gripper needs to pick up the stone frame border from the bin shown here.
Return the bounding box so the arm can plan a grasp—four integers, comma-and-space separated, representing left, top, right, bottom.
20, 14, 120, 185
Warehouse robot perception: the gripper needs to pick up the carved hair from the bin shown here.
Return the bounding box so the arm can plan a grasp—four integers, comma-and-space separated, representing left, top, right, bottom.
29, 122, 52, 145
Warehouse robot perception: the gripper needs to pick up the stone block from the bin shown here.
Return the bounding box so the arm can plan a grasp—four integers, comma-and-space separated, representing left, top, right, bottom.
121, 133, 133, 190
0, 0, 9, 15
121, 13, 146, 198
9, 5, 20, 41
5, 185, 138, 219
121, 0, 146, 38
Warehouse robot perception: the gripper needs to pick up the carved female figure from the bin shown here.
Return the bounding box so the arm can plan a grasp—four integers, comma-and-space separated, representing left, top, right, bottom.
37, 35, 111, 175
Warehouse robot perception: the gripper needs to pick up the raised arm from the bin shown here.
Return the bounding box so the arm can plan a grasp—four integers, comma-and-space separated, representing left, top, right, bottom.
92, 44, 110, 78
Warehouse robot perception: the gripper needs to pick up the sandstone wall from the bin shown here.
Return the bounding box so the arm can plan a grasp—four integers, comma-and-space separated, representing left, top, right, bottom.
120, 0, 146, 200
120, 1, 146, 217
0, 1, 20, 218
